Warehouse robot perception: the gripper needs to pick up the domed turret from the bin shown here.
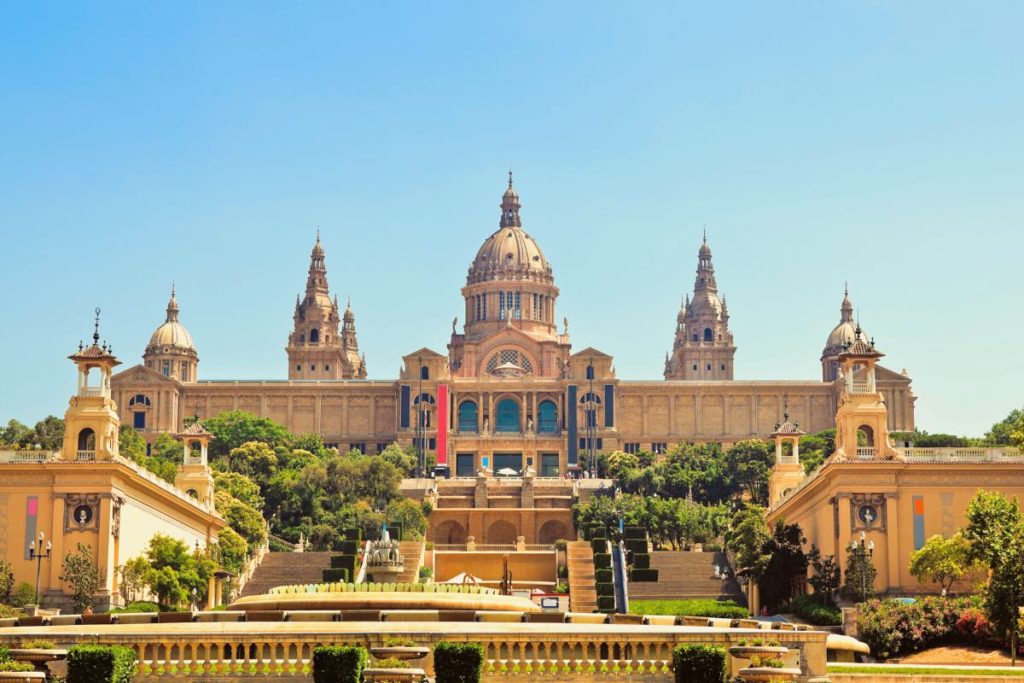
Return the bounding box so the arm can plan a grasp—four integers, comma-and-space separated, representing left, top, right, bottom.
144, 285, 199, 381
821, 285, 868, 381
458, 174, 561, 350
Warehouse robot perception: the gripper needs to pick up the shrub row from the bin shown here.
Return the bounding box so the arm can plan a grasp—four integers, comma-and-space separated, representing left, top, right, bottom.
625, 539, 648, 555
629, 568, 659, 582
312, 645, 368, 683
859, 596, 980, 660
322, 568, 349, 583
628, 599, 749, 619
596, 581, 614, 597
269, 582, 499, 595
785, 594, 842, 626
66, 645, 137, 683
632, 553, 650, 570
433, 642, 484, 683
672, 644, 726, 683
624, 526, 646, 540
594, 553, 611, 569
312, 643, 482, 683
597, 595, 616, 612
595, 568, 613, 584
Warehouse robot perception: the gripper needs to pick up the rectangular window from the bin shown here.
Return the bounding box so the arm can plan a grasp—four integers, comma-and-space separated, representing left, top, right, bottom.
482, 293, 487, 320
456, 453, 475, 477
350, 443, 366, 454
499, 291, 506, 318
325, 364, 330, 371
541, 453, 560, 477
376, 443, 387, 454
133, 412, 146, 430
428, 437, 437, 451
310, 364, 316, 371
624, 442, 640, 454
162, 361, 170, 377
296, 364, 302, 371
180, 364, 188, 381
651, 442, 668, 455
514, 291, 521, 319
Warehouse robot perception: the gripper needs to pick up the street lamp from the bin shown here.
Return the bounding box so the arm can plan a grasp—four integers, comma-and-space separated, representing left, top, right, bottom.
850, 531, 875, 602
28, 532, 52, 606
586, 357, 598, 478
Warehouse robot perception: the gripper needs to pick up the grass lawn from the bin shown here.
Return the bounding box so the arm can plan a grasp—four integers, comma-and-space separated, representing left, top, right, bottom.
829, 665, 1024, 677
628, 598, 749, 619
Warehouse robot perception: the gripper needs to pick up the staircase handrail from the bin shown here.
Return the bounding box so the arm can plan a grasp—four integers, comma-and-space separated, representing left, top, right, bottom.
267, 532, 298, 551
235, 534, 270, 595
355, 540, 372, 584
612, 539, 629, 614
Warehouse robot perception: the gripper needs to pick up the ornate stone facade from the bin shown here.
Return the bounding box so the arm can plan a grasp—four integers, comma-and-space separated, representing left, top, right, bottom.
111, 177, 917, 476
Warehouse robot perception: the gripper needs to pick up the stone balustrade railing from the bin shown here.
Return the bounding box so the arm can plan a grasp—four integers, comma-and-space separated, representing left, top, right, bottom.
0, 450, 56, 463
235, 536, 270, 595
0, 620, 830, 680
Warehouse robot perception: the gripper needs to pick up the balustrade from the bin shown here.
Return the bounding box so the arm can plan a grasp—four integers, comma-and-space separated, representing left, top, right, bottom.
76, 450, 96, 461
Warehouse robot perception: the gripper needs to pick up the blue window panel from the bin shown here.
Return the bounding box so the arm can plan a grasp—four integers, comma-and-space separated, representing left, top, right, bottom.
400, 385, 411, 429
604, 385, 615, 428
133, 411, 146, 430
458, 401, 478, 433
567, 385, 578, 466
538, 400, 558, 434
496, 399, 520, 433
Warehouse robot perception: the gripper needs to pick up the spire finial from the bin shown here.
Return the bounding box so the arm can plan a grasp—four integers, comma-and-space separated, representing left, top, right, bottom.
316, 227, 320, 243
703, 225, 707, 243
93, 307, 101, 345
844, 281, 848, 297
508, 168, 513, 189
171, 281, 176, 298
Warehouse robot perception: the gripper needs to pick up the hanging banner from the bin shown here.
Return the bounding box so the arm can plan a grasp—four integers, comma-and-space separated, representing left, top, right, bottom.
436, 383, 448, 466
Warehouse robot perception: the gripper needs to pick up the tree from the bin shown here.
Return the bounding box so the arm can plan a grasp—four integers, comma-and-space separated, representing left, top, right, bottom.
0, 419, 32, 447
118, 426, 147, 463
215, 490, 267, 550
909, 533, 973, 594
228, 441, 279, 486
213, 471, 265, 511
842, 540, 877, 603
724, 440, 774, 505
216, 528, 249, 575
117, 556, 150, 604
807, 545, 841, 606
202, 410, 292, 458
385, 498, 429, 539
59, 543, 101, 613
759, 521, 808, 610
725, 505, 771, 578
290, 432, 327, 458
31, 416, 65, 450
985, 408, 1024, 447
965, 490, 1024, 665
378, 443, 417, 476
0, 559, 13, 602
143, 534, 216, 610
605, 451, 640, 479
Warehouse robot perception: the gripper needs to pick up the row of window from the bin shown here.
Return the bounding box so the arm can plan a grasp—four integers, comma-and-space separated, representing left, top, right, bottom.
298, 329, 330, 345
454, 452, 560, 477
147, 359, 190, 381
691, 363, 728, 371
295, 363, 330, 372
690, 328, 723, 342
469, 291, 553, 323
623, 442, 668, 454
456, 398, 560, 433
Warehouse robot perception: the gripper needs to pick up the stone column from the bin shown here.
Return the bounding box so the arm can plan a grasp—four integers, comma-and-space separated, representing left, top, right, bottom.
836, 494, 853, 568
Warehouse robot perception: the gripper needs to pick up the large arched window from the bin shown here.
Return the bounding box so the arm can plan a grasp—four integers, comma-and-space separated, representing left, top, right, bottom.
309, 328, 320, 343
495, 398, 521, 433
538, 400, 558, 434
703, 327, 713, 342
420, 366, 430, 380
458, 401, 478, 433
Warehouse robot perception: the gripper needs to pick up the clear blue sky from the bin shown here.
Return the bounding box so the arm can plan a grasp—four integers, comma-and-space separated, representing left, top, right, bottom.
1, 2, 1021, 437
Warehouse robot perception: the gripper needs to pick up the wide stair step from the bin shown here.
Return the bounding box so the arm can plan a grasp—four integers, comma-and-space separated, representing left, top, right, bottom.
628, 551, 745, 605
237, 552, 334, 598
567, 540, 597, 614
394, 540, 425, 584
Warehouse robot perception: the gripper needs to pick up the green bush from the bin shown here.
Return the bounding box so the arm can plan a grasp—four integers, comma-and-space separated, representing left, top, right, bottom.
322, 568, 349, 583
0, 660, 35, 673
786, 594, 842, 626
590, 526, 607, 540
591, 538, 606, 554
111, 601, 160, 614
595, 568, 612, 583
433, 642, 484, 683
672, 644, 726, 683
632, 553, 650, 569
9, 581, 35, 607
629, 568, 658, 582
629, 599, 749, 619
312, 645, 368, 683
594, 553, 611, 569
625, 539, 648, 554
858, 596, 976, 660
624, 526, 646, 540
595, 582, 614, 596
21, 639, 57, 649
597, 595, 616, 612
339, 540, 359, 555
67, 644, 137, 683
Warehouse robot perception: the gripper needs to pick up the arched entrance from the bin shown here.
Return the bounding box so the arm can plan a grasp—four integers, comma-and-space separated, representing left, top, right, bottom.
434, 520, 468, 545
458, 401, 478, 433
537, 520, 570, 545
77, 428, 95, 452
857, 425, 875, 450
538, 400, 558, 434
486, 520, 518, 545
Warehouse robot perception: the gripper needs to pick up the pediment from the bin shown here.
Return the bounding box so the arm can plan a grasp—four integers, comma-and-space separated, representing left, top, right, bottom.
401, 347, 446, 360
571, 346, 612, 359
111, 363, 183, 387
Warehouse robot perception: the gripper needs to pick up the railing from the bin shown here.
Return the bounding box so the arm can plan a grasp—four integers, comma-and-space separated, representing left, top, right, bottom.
855, 447, 875, 458
183, 455, 204, 466
76, 450, 96, 461
898, 446, 1024, 461
235, 536, 270, 596
112, 456, 218, 515
0, 450, 55, 463
849, 382, 872, 393
434, 544, 554, 553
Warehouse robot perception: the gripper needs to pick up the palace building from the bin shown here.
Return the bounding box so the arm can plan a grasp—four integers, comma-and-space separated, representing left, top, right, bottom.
110, 175, 916, 484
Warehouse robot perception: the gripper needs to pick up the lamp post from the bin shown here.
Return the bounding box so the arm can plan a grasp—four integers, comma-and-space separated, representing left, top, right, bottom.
586, 357, 598, 478
28, 531, 52, 606
850, 531, 875, 602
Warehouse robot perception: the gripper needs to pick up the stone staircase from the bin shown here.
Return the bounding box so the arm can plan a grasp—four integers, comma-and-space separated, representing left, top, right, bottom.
628, 551, 745, 603
237, 552, 334, 598
395, 540, 425, 584
567, 540, 598, 613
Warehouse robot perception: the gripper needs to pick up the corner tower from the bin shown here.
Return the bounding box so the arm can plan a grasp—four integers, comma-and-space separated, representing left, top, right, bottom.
664, 234, 736, 380
821, 285, 867, 381
63, 309, 121, 461
286, 233, 367, 379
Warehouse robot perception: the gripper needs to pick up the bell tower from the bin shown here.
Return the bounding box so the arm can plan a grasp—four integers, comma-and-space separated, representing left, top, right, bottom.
176, 414, 215, 508
768, 399, 807, 507
832, 327, 896, 460
62, 309, 121, 461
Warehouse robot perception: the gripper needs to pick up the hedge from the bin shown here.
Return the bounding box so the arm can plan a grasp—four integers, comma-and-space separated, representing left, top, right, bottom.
629, 599, 749, 619
596, 581, 614, 597
67, 645, 137, 683
629, 568, 658, 582
595, 568, 613, 584
625, 539, 648, 555
312, 645, 368, 683
434, 642, 484, 683
786, 594, 842, 626
340, 528, 362, 542
338, 540, 359, 555
594, 553, 611, 569
624, 526, 646, 540
322, 568, 349, 583
632, 553, 650, 570
590, 526, 607, 540
672, 644, 726, 683
859, 596, 979, 660
591, 539, 607, 554
597, 595, 616, 612
330, 555, 356, 571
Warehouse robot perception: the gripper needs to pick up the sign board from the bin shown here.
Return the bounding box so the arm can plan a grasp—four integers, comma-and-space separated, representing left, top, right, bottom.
540, 597, 560, 610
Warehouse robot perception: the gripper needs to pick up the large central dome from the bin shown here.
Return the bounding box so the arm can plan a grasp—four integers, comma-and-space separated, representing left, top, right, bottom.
467, 175, 554, 286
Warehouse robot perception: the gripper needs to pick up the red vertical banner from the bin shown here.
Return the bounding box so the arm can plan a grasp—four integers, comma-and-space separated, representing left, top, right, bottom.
436, 383, 448, 466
